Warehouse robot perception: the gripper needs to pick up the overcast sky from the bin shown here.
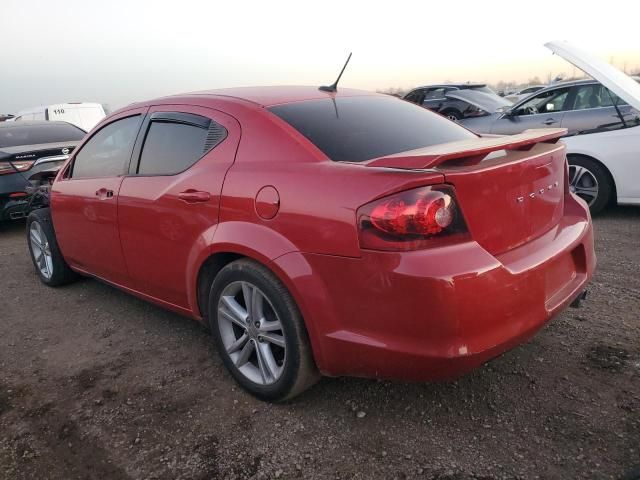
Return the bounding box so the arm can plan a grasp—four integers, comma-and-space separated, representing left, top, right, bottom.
2, 0, 639, 113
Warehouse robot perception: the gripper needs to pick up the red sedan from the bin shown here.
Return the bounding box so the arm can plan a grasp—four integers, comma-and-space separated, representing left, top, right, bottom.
26, 86, 595, 401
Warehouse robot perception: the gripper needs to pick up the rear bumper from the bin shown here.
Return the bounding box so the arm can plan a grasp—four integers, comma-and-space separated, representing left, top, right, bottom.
0, 173, 29, 221
274, 195, 595, 381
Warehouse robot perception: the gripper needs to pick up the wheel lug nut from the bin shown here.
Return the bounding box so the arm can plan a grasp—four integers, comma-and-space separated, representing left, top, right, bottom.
254, 321, 260, 328
258, 336, 264, 343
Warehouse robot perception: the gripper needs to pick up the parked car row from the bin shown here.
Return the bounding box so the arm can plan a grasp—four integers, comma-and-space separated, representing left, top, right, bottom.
403, 42, 640, 214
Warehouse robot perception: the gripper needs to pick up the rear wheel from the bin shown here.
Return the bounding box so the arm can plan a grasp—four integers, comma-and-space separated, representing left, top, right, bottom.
26, 208, 77, 286
208, 259, 319, 401
567, 156, 613, 215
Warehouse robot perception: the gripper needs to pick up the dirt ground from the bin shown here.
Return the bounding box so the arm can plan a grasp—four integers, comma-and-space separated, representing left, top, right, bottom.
0, 207, 639, 480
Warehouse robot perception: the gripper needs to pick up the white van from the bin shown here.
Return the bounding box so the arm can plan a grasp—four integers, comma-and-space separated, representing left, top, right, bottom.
13, 103, 107, 132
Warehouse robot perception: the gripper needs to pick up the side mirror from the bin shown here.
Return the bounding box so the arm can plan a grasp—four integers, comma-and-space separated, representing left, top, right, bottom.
497, 106, 513, 117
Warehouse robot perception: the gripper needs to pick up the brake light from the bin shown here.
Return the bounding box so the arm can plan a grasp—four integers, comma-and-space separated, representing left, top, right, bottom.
357, 186, 468, 251
0, 160, 35, 175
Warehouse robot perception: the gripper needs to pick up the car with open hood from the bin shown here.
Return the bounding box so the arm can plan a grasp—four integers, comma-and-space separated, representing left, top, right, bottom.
460, 41, 640, 214
24, 84, 594, 401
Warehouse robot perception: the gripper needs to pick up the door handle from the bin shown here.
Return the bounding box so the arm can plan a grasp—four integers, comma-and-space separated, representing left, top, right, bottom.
95, 188, 114, 199
543, 118, 558, 125
178, 190, 210, 203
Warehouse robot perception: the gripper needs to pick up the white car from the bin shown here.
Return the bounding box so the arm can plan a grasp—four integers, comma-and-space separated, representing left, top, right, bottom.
546, 41, 640, 213
13, 103, 106, 132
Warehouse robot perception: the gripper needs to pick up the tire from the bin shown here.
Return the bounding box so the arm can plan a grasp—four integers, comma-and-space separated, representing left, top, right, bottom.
26, 208, 77, 286
441, 109, 462, 121
208, 259, 319, 401
567, 155, 613, 215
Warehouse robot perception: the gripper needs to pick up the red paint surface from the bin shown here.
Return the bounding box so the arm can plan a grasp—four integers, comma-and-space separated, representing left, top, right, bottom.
50, 86, 595, 381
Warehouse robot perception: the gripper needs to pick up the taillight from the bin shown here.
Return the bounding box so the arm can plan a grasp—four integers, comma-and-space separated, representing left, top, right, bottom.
0, 160, 35, 175
357, 186, 468, 251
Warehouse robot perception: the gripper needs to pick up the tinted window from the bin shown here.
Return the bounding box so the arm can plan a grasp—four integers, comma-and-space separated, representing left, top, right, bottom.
0, 123, 85, 148
269, 96, 475, 162
138, 121, 210, 175
72, 115, 141, 178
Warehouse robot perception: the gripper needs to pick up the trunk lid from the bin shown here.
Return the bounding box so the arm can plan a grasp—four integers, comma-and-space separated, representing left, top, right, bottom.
0, 142, 78, 179
365, 129, 568, 255
545, 41, 640, 111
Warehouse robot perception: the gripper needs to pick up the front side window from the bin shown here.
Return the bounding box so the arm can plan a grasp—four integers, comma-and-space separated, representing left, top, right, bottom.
269, 95, 476, 162
137, 114, 226, 175
72, 115, 141, 178
515, 87, 571, 116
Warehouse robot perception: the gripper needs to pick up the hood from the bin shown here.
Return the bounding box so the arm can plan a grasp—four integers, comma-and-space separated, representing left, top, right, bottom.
445, 90, 512, 113
545, 41, 640, 111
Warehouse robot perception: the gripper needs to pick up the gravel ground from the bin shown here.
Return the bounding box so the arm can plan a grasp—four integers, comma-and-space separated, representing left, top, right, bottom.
1, 207, 639, 480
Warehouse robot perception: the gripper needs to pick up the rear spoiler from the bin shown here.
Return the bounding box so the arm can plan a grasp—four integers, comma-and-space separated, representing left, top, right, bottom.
365, 128, 567, 170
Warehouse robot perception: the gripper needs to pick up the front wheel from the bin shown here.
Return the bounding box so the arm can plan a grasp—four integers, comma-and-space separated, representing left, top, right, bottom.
26, 208, 77, 286
208, 259, 319, 401
567, 156, 613, 215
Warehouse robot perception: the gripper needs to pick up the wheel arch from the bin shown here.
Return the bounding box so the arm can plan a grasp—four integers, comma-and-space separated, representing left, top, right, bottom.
192, 222, 332, 372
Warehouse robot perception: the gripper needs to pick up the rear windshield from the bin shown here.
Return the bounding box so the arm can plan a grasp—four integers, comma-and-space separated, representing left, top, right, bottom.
0, 123, 85, 148
269, 96, 476, 162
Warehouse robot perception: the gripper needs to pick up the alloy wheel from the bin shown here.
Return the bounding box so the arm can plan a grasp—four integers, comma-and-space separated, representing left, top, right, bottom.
569, 165, 599, 207
217, 281, 286, 385
29, 221, 53, 279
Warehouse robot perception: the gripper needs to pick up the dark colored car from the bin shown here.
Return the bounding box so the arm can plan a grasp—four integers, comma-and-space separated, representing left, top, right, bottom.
26, 86, 594, 401
403, 83, 504, 121
0, 121, 85, 221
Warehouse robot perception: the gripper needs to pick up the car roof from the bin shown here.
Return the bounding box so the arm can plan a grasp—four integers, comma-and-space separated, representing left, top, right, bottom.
174, 85, 378, 107
0, 120, 75, 129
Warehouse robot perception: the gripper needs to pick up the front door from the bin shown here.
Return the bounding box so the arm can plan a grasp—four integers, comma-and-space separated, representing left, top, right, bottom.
117, 105, 240, 309
51, 109, 145, 285
492, 87, 571, 135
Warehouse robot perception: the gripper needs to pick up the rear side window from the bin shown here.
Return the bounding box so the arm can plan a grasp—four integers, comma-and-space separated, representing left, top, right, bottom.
269, 96, 475, 162
72, 115, 141, 178
137, 113, 227, 175
0, 123, 85, 148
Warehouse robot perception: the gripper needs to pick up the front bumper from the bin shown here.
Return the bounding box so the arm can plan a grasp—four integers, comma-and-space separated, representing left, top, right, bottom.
275, 196, 595, 381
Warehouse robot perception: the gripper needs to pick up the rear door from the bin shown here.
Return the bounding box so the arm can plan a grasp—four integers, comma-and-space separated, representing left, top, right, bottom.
117, 105, 240, 309
51, 108, 146, 285
491, 87, 571, 134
